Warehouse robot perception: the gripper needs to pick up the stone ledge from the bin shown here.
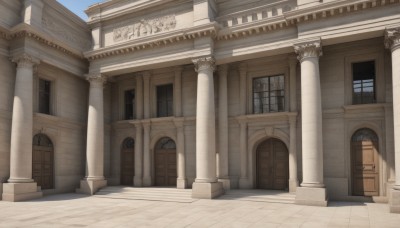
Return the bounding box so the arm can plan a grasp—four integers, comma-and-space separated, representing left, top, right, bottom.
76, 179, 107, 195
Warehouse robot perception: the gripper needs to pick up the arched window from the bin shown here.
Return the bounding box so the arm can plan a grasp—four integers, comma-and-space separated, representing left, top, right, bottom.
352, 128, 378, 142
33, 134, 53, 147
155, 137, 176, 149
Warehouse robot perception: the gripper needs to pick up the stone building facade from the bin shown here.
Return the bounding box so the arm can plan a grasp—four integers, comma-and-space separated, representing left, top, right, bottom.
1, 0, 400, 212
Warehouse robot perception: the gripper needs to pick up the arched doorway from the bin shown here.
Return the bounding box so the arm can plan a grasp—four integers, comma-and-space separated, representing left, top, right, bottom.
121, 138, 135, 186
154, 137, 177, 187
351, 128, 379, 196
256, 138, 289, 190
32, 134, 54, 190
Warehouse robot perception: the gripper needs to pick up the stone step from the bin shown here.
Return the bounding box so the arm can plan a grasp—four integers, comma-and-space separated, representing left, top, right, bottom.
94, 186, 195, 203
219, 190, 296, 204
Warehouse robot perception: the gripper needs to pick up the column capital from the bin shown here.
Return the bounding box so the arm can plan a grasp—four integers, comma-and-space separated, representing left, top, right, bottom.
294, 38, 323, 62
11, 53, 40, 69
86, 74, 107, 87
385, 27, 400, 52
192, 56, 216, 73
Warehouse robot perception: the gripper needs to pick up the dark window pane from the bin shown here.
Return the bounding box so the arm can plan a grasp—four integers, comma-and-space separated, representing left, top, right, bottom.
253, 75, 285, 114
39, 79, 51, 115
352, 61, 376, 104
157, 84, 173, 117
124, 89, 135, 120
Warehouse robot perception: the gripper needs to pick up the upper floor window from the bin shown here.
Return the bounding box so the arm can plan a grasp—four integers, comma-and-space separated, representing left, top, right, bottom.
253, 75, 285, 114
157, 84, 173, 117
39, 79, 51, 115
124, 89, 135, 120
352, 61, 376, 104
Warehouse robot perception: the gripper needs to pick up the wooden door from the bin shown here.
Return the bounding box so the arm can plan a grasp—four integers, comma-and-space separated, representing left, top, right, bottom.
121, 138, 135, 186
257, 138, 289, 190
32, 134, 54, 190
352, 130, 379, 196
155, 149, 177, 186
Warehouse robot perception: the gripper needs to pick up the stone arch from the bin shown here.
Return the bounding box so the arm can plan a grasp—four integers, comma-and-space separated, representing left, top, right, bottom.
32, 133, 54, 190
248, 128, 289, 188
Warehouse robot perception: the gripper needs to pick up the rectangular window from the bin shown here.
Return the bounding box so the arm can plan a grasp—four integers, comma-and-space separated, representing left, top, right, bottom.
39, 79, 51, 115
253, 75, 285, 114
157, 84, 173, 117
124, 89, 135, 120
352, 61, 376, 104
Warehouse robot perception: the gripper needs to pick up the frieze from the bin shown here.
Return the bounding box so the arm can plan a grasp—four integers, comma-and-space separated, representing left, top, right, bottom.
113, 15, 176, 42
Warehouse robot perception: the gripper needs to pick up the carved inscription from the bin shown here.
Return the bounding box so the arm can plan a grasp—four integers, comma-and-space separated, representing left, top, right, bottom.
113, 15, 176, 42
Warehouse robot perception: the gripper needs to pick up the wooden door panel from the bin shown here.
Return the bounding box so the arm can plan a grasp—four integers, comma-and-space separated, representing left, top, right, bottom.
155, 149, 177, 187
352, 138, 379, 196
121, 146, 135, 186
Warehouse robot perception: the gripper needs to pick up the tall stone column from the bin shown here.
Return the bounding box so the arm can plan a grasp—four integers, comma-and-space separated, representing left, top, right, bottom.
142, 120, 151, 186
174, 119, 187, 189
385, 27, 400, 213
288, 57, 299, 193
192, 57, 224, 199
294, 39, 327, 206
133, 122, 143, 187
77, 74, 107, 195
2, 54, 42, 202
217, 65, 230, 190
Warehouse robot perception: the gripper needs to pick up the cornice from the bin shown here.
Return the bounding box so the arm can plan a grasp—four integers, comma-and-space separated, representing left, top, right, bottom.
217, 0, 400, 41
7, 23, 85, 60
85, 22, 219, 61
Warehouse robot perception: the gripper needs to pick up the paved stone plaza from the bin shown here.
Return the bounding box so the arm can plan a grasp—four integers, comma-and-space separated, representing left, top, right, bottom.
0, 193, 399, 228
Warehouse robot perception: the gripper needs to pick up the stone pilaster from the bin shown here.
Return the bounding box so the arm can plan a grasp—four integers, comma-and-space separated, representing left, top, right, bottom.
174, 67, 183, 117
143, 72, 151, 119
238, 117, 249, 189
142, 120, 151, 186
136, 75, 144, 120
385, 26, 400, 213
289, 115, 299, 193
174, 118, 187, 189
217, 65, 230, 190
2, 54, 42, 202
77, 74, 107, 195
133, 122, 143, 187
294, 39, 327, 207
192, 57, 224, 199
239, 64, 247, 116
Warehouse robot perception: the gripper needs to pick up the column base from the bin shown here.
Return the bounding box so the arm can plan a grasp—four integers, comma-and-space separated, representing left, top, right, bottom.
389, 189, 400, 213
2, 182, 42, 202
218, 178, 231, 190
134, 176, 143, 187
295, 187, 328, 207
192, 182, 224, 199
177, 178, 188, 189
76, 179, 107, 195
289, 179, 299, 193
143, 176, 151, 187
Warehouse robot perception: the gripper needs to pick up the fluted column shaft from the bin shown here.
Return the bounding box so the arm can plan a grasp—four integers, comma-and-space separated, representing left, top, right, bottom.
386, 28, 400, 189
142, 121, 151, 186
217, 65, 229, 180
193, 57, 217, 183
295, 40, 324, 188
8, 54, 38, 183
85, 74, 106, 181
